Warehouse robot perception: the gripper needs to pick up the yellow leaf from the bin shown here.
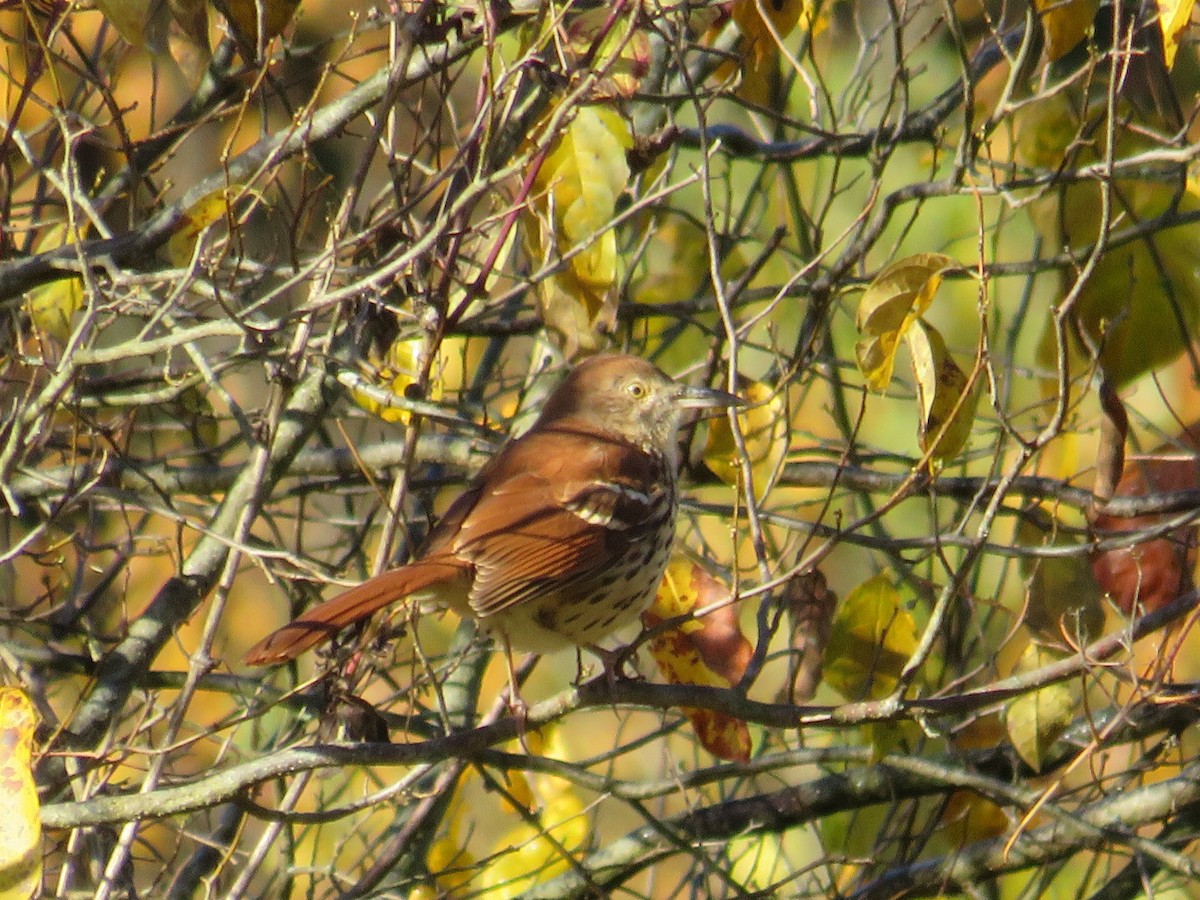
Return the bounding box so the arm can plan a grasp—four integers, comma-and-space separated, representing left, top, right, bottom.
565, 8, 650, 99
703, 378, 788, 498
854, 253, 965, 391
525, 105, 632, 356
1157, 0, 1196, 69
167, 185, 255, 267
727, 832, 787, 891
348, 336, 453, 424
646, 558, 753, 761
730, 0, 811, 65
477, 739, 590, 897
631, 216, 720, 306
425, 778, 476, 895
904, 320, 979, 462
1018, 77, 1200, 387
0, 688, 40, 900
25, 223, 85, 341
94, 0, 210, 77
1034, 0, 1099, 61
1005, 643, 1078, 772
215, 0, 301, 50
824, 573, 919, 701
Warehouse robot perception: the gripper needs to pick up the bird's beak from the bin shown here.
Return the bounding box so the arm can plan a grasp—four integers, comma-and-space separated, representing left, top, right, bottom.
676, 384, 745, 411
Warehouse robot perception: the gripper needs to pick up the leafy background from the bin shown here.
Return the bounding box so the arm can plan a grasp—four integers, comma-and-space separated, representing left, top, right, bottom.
4, 0, 1200, 897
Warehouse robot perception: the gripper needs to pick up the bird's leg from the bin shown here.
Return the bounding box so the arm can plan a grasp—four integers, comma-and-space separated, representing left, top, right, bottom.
498, 635, 530, 730
584, 643, 639, 687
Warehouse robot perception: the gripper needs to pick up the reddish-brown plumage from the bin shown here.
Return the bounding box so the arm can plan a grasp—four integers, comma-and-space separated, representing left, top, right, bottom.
244, 355, 740, 666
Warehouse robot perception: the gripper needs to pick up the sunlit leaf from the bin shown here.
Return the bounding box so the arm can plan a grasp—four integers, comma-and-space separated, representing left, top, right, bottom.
566, 8, 650, 99
645, 557, 753, 761
728, 832, 787, 893
94, 0, 171, 50
477, 728, 590, 897
854, 253, 965, 391
631, 215, 745, 307
166, 0, 211, 79
0, 688, 40, 900
524, 105, 632, 356
1034, 0, 1099, 61
424, 777, 477, 896
1005, 643, 1078, 772
348, 335, 458, 424
167, 185, 256, 267
1157, 0, 1196, 69
1037, 182, 1200, 386
942, 713, 1011, 842
94, 0, 210, 78
727, 0, 825, 104
1023, 93, 1200, 386
703, 378, 788, 499
824, 573, 918, 701
904, 319, 979, 462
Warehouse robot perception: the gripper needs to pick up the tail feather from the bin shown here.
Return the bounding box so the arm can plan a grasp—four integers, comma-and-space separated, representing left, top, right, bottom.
244, 560, 468, 665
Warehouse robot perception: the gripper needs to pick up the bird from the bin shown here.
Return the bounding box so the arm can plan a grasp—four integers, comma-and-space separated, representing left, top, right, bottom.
244, 354, 742, 668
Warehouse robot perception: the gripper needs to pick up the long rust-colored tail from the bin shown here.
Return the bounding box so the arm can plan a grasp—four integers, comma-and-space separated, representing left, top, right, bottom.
244, 560, 468, 666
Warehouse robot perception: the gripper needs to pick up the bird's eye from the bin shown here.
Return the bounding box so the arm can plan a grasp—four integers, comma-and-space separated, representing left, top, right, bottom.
627, 381, 646, 399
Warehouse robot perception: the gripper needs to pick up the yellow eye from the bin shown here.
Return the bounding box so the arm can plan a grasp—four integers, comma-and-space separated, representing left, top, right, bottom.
627, 381, 646, 398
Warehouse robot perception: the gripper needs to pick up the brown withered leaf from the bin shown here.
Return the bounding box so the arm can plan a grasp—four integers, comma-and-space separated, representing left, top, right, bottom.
645, 557, 753, 761
776, 569, 837, 705
318, 692, 390, 743
1091, 450, 1200, 615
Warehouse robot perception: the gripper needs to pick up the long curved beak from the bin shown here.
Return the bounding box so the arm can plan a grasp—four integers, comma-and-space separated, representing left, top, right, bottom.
676, 383, 745, 411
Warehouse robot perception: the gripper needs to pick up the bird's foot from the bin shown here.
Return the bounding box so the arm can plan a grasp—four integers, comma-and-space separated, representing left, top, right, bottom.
579, 644, 639, 688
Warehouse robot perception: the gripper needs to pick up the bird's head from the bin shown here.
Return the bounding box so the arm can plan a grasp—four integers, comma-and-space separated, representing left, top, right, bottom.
537, 354, 743, 455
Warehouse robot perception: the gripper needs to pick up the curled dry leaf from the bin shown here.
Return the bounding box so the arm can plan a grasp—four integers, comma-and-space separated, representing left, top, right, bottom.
1091, 377, 1128, 507
317, 692, 390, 743
854, 252, 964, 392
0, 688, 40, 900
644, 557, 753, 761
1091, 453, 1200, 614
776, 569, 837, 705
905, 319, 979, 462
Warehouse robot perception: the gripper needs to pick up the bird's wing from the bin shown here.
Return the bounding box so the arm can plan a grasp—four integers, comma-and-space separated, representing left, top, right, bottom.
446, 432, 670, 619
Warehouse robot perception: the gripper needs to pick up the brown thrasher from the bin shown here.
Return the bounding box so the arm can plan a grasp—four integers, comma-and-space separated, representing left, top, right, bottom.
244, 354, 741, 667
